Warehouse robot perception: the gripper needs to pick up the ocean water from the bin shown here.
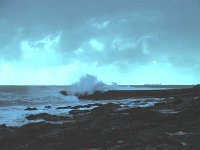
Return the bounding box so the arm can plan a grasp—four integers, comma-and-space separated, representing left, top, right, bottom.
0, 85, 191, 126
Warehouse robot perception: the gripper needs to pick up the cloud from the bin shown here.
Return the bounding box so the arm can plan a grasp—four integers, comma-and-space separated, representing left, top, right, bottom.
111, 37, 136, 51
73, 32, 159, 65
89, 39, 104, 51
92, 20, 110, 30
20, 33, 62, 67
0, 0, 200, 84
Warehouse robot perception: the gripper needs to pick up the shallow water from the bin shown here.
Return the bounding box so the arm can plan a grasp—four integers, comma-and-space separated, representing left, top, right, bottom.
0, 85, 189, 126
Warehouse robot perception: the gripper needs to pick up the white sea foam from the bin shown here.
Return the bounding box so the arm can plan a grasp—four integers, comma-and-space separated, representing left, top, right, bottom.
67, 74, 111, 96
0, 81, 171, 126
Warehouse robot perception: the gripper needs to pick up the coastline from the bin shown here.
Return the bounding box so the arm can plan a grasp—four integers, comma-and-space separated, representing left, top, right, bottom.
77, 85, 200, 100
0, 87, 200, 150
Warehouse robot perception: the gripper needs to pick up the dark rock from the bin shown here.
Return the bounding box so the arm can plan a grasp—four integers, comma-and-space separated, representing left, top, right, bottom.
24, 107, 37, 111
79, 85, 200, 100
70, 104, 101, 109
56, 106, 71, 109
2, 95, 200, 149
0, 128, 13, 137
71, 105, 83, 109
26, 113, 68, 121
60, 90, 68, 96
0, 124, 7, 128
45, 106, 51, 109
69, 109, 90, 115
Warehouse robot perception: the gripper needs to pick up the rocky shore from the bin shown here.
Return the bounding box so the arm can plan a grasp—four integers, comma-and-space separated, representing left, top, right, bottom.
78, 85, 200, 100
0, 89, 200, 149
60, 85, 200, 100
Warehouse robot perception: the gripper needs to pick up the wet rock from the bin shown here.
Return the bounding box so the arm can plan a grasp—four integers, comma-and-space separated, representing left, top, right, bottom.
2, 94, 200, 149
71, 104, 102, 109
0, 124, 7, 128
56, 106, 71, 109
165, 131, 193, 136
69, 109, 90, 115
71, 105, 84, 109
91, 103, 121, 115
45, 106, 51, 109
24, 107, 37, 111
26, 113, 68, 121
60, 90, 68, 96
79, 85, 200, 100
156, 109, 181, 114
85, 103, 102, 107
0, 128, 13, 137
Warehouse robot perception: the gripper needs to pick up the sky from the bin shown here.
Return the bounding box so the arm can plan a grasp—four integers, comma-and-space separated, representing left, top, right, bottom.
0, 0, 200, 85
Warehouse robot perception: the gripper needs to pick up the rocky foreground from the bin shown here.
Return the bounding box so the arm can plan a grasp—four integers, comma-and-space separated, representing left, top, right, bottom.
1, 93, 200, 149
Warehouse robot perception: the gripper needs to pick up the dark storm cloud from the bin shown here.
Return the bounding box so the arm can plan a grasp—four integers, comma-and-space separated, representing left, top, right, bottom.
0, 0, 200, 84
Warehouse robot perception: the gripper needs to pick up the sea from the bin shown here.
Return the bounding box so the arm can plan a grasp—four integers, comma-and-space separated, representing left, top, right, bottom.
0, 85, 192, 127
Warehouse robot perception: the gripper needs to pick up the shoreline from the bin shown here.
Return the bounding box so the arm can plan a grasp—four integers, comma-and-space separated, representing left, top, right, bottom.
76, 85, 200, 100
0, 91, 200, 149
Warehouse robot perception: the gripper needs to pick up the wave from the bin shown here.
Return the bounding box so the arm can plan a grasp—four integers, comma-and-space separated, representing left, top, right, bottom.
0, 100, 33, 107
67, 74, 117, 96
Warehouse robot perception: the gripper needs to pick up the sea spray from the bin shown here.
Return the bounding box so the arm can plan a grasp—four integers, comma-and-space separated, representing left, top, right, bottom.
67, 74, 116, 96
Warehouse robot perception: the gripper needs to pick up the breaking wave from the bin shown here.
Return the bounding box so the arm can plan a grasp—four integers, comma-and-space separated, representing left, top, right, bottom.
67, 74, 117, 96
